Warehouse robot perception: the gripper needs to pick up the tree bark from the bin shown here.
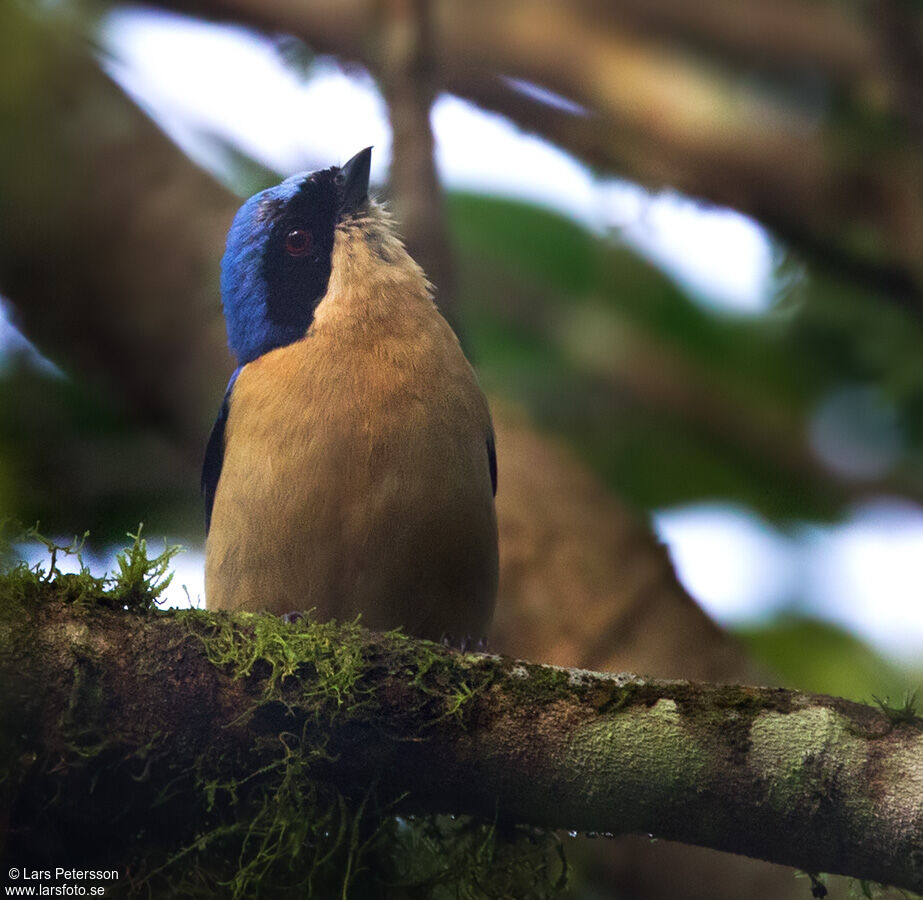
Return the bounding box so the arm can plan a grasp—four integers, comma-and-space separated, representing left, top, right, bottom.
2, 600, 921, 893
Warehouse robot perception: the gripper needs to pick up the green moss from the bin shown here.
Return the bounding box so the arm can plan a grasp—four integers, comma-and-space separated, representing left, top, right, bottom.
664, 683, 795, 768
0, 526, 183, 810
0, 523, 180, 612
107, 527, 182, 611
872, 691, 919, 728
0, 536, 566, 897
164, 611, 571, 896
178, 609, 370, 713
161, 612, 562, 898
378, 816, 566, 899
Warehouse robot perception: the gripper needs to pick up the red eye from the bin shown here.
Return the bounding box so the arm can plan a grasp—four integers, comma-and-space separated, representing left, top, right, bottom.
285, 228, 313, 257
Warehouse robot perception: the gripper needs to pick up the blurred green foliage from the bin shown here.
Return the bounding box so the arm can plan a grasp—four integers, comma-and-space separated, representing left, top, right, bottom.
735, 616, 921, 705
448, 193, 923, 519
0, 355, 199, 541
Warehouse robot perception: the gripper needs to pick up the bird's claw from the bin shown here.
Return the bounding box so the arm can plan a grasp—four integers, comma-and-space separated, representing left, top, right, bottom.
439, 633, 488, 652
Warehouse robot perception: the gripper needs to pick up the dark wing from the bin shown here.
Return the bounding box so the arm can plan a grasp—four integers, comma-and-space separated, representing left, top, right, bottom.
202, 368, 241, 535
487, 430, 497, 497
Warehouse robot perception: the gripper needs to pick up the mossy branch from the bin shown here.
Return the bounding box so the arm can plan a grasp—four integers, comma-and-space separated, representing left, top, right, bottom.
1, 594, 922, 894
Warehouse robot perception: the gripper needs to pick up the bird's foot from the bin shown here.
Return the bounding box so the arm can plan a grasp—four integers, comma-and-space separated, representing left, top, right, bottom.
440, 633, 489, 652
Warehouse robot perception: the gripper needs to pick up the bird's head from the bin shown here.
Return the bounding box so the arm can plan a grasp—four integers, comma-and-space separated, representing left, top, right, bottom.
220, 147, 374, 364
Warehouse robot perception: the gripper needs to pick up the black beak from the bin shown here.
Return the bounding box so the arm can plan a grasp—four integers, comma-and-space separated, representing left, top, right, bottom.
339, 147, 372, 212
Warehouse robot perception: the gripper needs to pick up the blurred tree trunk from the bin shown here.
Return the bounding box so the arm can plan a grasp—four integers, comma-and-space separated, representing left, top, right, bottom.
371, 0, 757, 687
0, 5, 233, 461
377, 0, 460, 333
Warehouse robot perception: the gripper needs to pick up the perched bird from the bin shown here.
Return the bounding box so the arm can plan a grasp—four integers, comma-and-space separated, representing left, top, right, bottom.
203, 148, 498, 642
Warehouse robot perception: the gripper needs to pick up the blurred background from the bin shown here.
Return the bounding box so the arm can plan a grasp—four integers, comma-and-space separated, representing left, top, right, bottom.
1, 1, 922, 896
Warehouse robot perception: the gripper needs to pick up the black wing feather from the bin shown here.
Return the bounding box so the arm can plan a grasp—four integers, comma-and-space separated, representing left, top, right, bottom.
487, 431, 497, 497
202, 368, 241, 535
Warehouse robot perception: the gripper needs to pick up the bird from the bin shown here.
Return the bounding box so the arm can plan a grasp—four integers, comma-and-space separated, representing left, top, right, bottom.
202, 148, 498, 642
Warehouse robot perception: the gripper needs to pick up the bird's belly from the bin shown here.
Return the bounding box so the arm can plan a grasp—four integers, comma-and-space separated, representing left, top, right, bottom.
205, 373, 497, 640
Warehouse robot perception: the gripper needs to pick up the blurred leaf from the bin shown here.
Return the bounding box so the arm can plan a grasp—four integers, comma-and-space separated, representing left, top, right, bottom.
0, 356, 200, 541
448, 191, 923, 520
735, 616, 921, 703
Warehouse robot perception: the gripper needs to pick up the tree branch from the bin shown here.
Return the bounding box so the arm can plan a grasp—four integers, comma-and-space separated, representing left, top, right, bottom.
581, 0, 873, 85
3, 599, 921, 892
161, 0, 923, 307
376, 0, 460, 331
